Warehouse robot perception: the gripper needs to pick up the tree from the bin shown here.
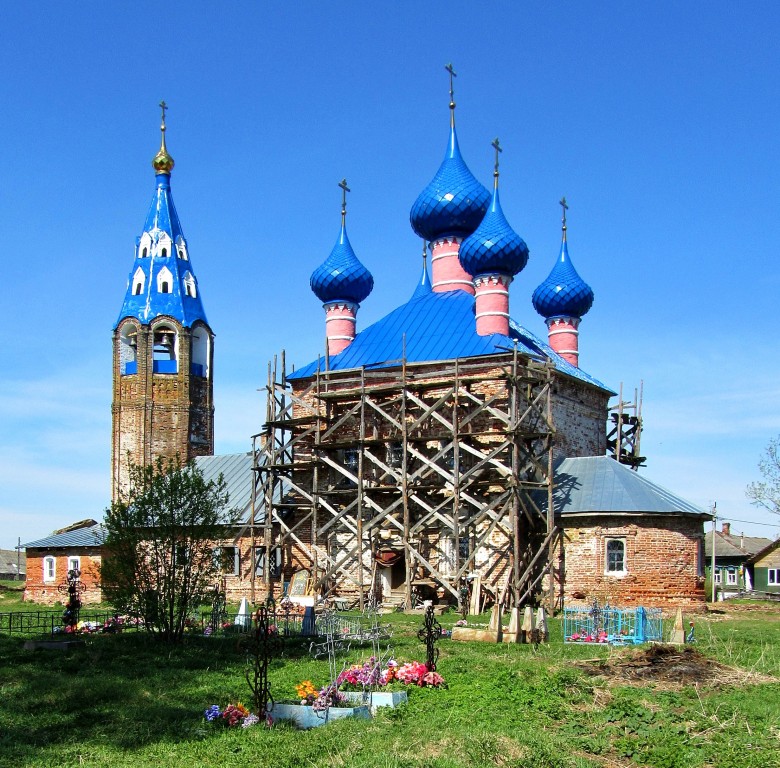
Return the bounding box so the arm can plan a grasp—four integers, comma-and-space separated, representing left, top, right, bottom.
102, 456, 238, 643
746, 437, 780, 517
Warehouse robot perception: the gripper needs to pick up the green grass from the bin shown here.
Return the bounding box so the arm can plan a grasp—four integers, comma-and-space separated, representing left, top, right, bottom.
1, 606, 779, 768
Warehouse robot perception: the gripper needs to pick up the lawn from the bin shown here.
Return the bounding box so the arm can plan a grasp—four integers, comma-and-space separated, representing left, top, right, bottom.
0, 604, 778, 768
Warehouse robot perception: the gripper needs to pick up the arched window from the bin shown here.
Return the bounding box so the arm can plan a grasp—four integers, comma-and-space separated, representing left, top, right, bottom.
176, 236, 188, 261
183, 271, 197, 298
43, 556, 56, 582
139, 232, 152, 259
156, 266, 173, 294
191, 325, 209, 378
161, 247, 168, 257
132, 266, 145, 297
605, 539, 626, 574
119, 323, 139, 375
142, 247, 148, 257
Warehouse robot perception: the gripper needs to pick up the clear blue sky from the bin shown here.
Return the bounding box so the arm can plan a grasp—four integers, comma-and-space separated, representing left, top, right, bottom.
2, 3, 779, 550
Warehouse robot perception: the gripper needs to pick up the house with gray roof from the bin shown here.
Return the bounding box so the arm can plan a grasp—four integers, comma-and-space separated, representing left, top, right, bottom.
548, 456, 711, 609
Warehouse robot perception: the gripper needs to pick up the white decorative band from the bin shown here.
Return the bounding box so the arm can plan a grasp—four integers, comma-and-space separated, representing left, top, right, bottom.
475, 288, 509, 297
433, 279, 473, 288
475, 311, 510, 319
474, 274, 512, 288
557, 349, 579, 357
431, 250, 459, 262
325, 315, 357, 324
431, 236, 462, 248
547, 327, 579, 338
547, 316, 580, 328
324, 301, 358, 312
328, 335, 355, 341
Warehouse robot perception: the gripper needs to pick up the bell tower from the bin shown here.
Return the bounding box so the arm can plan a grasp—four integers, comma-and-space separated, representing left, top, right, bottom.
111, 103, 214, 500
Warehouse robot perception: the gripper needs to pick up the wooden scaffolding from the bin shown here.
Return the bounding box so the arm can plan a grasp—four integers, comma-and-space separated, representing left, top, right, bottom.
252, 348, 559, 612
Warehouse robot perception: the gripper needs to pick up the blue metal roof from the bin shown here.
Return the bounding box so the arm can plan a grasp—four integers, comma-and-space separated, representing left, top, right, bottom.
310, 221, 374, 305
532, 239, 594, 320
549, 456, 707, 516
115, 170, 209, 329
459, 186, 529, 278
409, 124, 490, 242
289, 282, 612, 392
25, 523, 107, 549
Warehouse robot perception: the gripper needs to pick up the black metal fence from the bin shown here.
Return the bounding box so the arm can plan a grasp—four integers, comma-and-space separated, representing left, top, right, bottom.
0, 610, 132, 637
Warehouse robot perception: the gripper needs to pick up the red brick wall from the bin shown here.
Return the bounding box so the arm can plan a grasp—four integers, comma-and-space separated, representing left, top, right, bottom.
24, 548, 103, 605
559, 515, 706, 610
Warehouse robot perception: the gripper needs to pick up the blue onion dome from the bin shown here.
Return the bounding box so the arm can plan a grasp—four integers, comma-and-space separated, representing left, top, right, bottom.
459, 186, 529, 277
532, 239, 594, 319
410, 125, 490, 241
310, 222, 374, 304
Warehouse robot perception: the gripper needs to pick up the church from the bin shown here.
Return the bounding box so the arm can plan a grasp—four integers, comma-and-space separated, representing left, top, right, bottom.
37, 78, 708, 612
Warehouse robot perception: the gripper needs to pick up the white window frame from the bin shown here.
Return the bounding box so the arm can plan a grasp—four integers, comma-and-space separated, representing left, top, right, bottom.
714, 569, 722, 584
43, 556, 56, 582
157, 266, 173, 294
768, 569, 778, 585
605, 538, 626, 575
726, 569, 738, 586
67, 556, 81, 574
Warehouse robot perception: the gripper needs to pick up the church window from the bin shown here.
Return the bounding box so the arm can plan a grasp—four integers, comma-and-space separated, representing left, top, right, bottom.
142, 247, 148, 257
132, 267, 145, 296
43, 556, 56, 582
214, 546, 240, 576
153, 326, 176, 361
605, 539, 626, 574
68, 557, 80, 575
183, 271, 197, 298
191, 325, 209, 378
254, 547, 283, 580
156, 266, 173, 294
161, 248, 168, 257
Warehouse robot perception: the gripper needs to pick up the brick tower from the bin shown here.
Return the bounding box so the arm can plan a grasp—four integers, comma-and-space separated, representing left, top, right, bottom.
111, 103, 214, 500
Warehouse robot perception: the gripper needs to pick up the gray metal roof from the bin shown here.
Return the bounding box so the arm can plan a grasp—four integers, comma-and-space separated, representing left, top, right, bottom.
551, 456, 708, 516
24, 523, 107, 549
705, 530, 772, 559
192, 452, 254, 517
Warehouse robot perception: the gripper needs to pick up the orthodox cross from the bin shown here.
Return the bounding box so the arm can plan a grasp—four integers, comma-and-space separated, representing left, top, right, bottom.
339, 178, 350, 224
559, 196, 568, 241
492, 137, 502, 186
159, 100, 168, 130
445, 62, 457, 122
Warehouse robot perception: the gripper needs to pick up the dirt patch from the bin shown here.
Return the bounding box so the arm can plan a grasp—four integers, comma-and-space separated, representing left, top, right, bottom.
576, 644, 775, 687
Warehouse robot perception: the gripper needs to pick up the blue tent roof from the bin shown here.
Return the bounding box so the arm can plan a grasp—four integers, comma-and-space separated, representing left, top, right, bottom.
289, 284, 611, 392
115, 170, 209, 329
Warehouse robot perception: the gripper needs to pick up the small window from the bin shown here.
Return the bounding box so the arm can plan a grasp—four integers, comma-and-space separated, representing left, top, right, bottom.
214, 546, 239, 576
386, 442, 403, 468
161, 282, 170, 293
161, 248, 168, 258
726, 569, 738, 586
43, 556, 56, 582
714, 569, 722, 585
254, 547, 283, 580
605, 539, 625, 574
68, 557, 80, 573
132, 266, 145, 296
769, 569, 779, 585
142, 247, 148, 258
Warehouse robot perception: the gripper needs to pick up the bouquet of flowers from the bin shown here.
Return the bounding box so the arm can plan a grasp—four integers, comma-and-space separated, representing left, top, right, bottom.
204, 702, 261, 728
396, 661, 446, 688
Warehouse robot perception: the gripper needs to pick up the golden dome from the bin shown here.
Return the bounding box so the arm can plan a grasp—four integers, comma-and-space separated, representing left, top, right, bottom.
152, 101, 175, 175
